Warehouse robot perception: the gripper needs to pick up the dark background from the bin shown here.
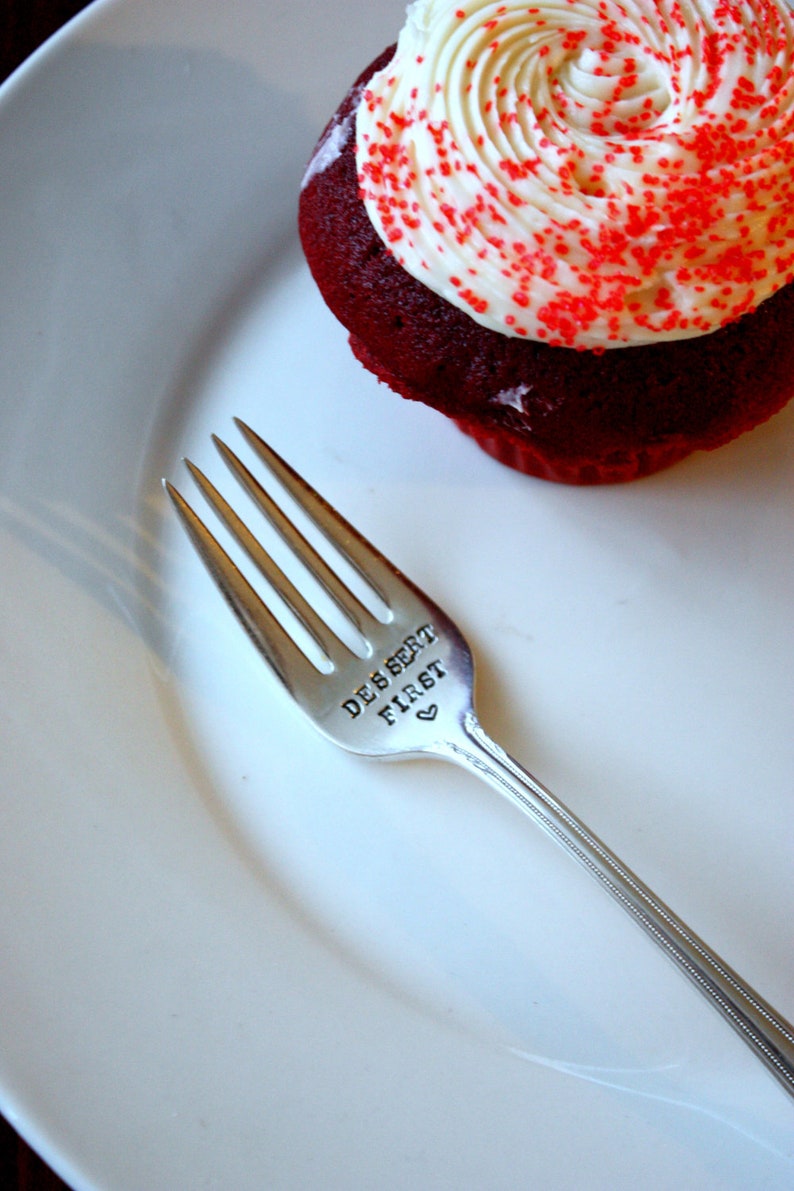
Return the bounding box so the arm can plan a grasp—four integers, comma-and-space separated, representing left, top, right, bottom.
1, 6, 93, 1189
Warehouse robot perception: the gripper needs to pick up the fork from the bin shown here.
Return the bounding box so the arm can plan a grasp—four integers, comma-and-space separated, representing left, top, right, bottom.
165, 418, 794, 1099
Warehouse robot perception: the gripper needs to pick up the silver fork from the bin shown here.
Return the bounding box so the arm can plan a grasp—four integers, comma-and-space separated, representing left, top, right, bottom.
165, 418, 794, 1099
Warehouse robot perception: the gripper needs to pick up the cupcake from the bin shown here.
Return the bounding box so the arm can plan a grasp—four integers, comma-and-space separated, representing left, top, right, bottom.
299, 0, 794, 484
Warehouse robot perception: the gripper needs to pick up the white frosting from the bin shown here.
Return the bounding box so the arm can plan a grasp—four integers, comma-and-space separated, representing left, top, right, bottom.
492, 383, 531, 410
302, 113, 355, 189
355, 0, 794, 348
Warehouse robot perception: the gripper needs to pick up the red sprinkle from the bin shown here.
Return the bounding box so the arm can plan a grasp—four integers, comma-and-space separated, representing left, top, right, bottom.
354, 0, 794, 347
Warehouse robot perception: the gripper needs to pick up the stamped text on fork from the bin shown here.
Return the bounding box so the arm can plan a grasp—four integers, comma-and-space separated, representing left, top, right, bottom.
340, 623, 448, 724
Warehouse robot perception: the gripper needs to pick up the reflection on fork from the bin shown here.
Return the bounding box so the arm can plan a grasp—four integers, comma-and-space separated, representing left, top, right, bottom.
165, 418, 794, 1100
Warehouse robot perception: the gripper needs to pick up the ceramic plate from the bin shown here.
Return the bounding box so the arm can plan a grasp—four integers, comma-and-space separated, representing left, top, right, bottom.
1, 1, 793, 1186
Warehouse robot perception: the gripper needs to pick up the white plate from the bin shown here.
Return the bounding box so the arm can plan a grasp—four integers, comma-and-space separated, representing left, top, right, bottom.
1, 1, 793, 1187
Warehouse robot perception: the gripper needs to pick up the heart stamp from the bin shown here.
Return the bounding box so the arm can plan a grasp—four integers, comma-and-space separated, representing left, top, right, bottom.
416, 704, 438, 722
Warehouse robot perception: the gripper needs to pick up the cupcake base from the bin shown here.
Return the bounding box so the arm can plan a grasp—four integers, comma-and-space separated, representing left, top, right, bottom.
453, 417, 695, 485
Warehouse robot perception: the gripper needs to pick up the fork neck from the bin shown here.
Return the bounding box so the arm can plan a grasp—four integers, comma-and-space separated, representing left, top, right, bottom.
439, 712, 794, 1101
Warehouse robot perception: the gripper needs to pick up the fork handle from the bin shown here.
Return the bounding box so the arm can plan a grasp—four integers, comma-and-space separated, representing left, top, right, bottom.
443, 713, 794, 1100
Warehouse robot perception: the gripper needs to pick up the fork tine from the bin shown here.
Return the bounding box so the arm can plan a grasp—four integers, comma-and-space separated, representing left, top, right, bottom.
180, 460, 377, 673
212, 435, 383, 639
234, 419, 403, 613
164, 478, 331, 694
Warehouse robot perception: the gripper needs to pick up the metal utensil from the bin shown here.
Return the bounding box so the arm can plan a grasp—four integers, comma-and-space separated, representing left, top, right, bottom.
165, 418, 794, 1098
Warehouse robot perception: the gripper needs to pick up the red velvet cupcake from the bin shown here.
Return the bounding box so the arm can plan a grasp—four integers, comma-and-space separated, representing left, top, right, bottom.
299, 2, 794, 484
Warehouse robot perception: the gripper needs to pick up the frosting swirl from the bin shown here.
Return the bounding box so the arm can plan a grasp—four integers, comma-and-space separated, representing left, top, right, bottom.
355, 0, 794, 348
